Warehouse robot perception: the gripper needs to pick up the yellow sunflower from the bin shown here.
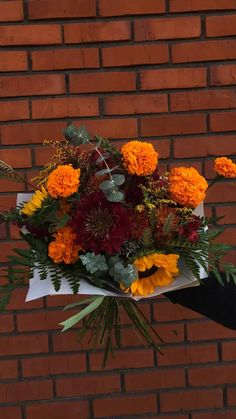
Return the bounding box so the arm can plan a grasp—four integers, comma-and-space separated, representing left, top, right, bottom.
122, 253, 179, 297
21, 187, 48, 216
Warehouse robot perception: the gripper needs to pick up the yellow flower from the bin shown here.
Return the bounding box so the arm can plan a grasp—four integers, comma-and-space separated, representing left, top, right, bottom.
121, 140, 158, 176
21, 187, 48, 216
214, 157, 236, 178
48, 226, 81, 264
169, 167, 208, 208
122, 253, 179, 297
47, 165, 81, 199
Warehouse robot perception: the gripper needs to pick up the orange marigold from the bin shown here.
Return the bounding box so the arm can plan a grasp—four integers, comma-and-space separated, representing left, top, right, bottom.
214, 157, 236, 178
48, 226, 81, 264
47, 165, 80, 198
169, 167, 208, 208
121, 140, 158, 176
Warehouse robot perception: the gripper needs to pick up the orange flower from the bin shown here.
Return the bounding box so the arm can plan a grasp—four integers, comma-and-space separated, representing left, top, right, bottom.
47, 165, 80, 198
169, 167, 208, 208
121, 140, 158, 176
214, 157, 236, 178
48, 226, 81, 264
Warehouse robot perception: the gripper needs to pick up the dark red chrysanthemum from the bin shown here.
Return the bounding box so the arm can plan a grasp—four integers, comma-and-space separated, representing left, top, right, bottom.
71, 191, 133, 254
178, 215, 202, 242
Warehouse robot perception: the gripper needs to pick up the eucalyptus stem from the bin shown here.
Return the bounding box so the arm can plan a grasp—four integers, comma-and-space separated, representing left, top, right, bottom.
88, 140, 113, 182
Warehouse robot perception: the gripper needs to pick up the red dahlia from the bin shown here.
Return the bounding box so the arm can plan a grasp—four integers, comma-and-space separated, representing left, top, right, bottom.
71, 191, 133, 254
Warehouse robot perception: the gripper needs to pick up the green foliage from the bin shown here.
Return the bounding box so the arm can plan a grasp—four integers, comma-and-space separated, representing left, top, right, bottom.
80, 253, 108, 274
109, 256, 137, 287
64, 124, 90, 145
0, 160, 23, 183
140, 227, 155, 249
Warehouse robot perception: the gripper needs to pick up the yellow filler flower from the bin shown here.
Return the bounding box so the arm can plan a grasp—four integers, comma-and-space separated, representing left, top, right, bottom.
21, 187, 48, 216
122, 253, 179, 297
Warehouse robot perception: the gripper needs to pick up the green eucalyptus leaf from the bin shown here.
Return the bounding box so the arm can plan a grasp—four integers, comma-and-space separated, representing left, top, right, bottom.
96, 153, 110, 164
96, 165, 118, 176
106, 190, 124, 202
99, 180, 116, 191
112, 174, 125, 186
64, 124, 90, 145
80, 252, 108, 274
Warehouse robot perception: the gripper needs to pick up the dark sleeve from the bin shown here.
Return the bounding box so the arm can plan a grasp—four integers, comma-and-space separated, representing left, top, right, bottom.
165, 273, 236, 330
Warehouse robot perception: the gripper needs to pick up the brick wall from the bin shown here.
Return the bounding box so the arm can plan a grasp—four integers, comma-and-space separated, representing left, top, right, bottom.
0, 0, 236, 418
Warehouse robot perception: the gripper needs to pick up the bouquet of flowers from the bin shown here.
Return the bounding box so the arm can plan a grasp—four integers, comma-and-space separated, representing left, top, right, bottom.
1, 124, 236, 365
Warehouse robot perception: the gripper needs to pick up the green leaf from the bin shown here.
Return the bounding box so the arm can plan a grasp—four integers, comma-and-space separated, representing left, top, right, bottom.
64, 124, 90, 145
112, 174, 125, 186
96, 152, 110, 164
64, 296, 99, 310
60, 296, 105, 331
99, 180, 116, 191
106, 190, 124, 202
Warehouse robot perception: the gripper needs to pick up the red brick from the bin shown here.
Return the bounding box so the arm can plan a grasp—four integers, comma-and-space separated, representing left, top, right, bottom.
122, 323, 184, 346
103, 44, 168, 67
53, 331, 83, 352
192, 411, 236, 419
32, 48, 99, 70
99, 0, 165, 16
28, 0, 96, 19
0, 224, 6, 240
158, 344, 218, 366
135, 17, 201, 41
207, 15, 236, 37
169, 159, 202, 174
46, 294, 82, 307
0, 178, 25, 192
0, 25, 61, 46
65, 21, 130, 43
7, 287, 42, 311
228, 388, 236, 406
153, 300, 203, 322
69, 72, 135, 93
90, 348, 154, 371
0, 313, 14, 333
222, 342, 236, 360
160, 388, 223, 412
0, 1, 23, 22
171, 89, 236, 112
173, 40, 236, 63
174, 135, 236, 158
216, 206, 236, 225
32, 97, 98, 119
0, 51, 27, 71
103, 93, 168, 115
189, 364, 236, 386
0, 100, 29, 121
211, 64, 236, 86
0, 195, 17, 212
0, 380, 52, 403
187, 319, 236, 341
0, 240, 28, 263
0, 75, 65, 97
76, 118, 138, 139
17, 309, 81, 332
35, 146, 55, 166
22, 353, 86, 377
215, 227, 236, 245
222, 249, 236, 265
56, 375, 120, 397
94, 394, 157, 417
211, 110, 236, 132
0, 407, 21, 419
1, 121, 66, 145
140, 68, 206, 90
26, 401, 89, 419
0, 148, 31, 168
0, 360, 18, 379
170, 0, 236, 12
206, 182, 236, 203
10, 224, 21, 239
141, 114, 206, 136
125, 368, 185, 391
0, 334, 48, 356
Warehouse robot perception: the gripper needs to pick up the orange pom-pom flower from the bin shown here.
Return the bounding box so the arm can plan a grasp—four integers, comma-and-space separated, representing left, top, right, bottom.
121, 140, 158, 176
214, 157, 236, 178
47, 165, 80, 198
48, 226, 81, 264
169, 167, 208, 208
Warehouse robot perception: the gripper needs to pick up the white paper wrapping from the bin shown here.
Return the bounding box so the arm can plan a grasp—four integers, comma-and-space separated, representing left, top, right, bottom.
17, 194, 207, 302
